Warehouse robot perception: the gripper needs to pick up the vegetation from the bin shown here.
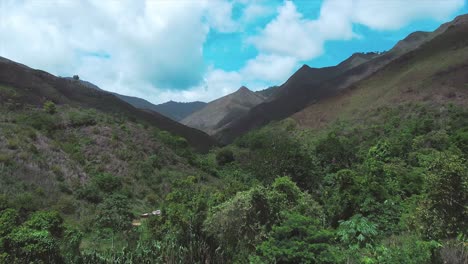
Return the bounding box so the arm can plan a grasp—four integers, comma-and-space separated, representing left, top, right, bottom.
1, 101, 467, 263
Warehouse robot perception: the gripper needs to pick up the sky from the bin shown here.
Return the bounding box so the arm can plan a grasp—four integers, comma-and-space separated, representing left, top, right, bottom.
1, 0, 467, 104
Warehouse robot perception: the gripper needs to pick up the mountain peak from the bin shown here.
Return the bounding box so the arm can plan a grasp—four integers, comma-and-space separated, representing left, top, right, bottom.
237, 86, 250, 92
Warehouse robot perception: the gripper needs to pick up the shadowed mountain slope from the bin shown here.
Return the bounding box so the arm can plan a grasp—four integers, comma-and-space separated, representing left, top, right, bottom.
293, 14, 468, 128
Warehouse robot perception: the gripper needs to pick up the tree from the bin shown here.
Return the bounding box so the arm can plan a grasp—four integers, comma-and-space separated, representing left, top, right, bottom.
5, 227, 62, 263
24, 211, 64, 237
72, 75, 79, 80
419, 151, 467, 238
96, 194, 133, 232
254, 212, 340, 264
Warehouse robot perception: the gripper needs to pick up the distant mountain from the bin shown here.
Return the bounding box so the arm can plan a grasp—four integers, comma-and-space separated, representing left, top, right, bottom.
0, 57, 216, 152
181, 86, 266, 135
63, 78, 206, 121
215, 14, 468, 144
152, 101, 207, 121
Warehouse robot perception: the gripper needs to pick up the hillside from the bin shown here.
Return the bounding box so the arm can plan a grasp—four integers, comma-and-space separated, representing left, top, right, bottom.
152, 101, 207, 121
65, 78, 207, 121
0, 57, 216, 152
293, 14, 468, 128
181, 86, 266, 135
215, 15, 466, 144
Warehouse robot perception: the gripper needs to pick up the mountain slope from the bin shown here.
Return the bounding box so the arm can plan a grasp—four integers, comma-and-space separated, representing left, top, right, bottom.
65, 78, 206, 121
181, 86, 265, 135
215, 14, 466, 144
293, 14, 468, 128
151, 101, 207, 121
0, 57, 217, 152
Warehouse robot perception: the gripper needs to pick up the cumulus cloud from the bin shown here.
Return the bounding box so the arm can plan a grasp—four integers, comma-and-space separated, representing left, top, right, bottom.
350, 0, 465, 30
0, 0, 237, 97
250, 0, 463, 61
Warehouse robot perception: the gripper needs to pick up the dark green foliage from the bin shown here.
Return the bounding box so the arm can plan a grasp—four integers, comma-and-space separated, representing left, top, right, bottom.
5, 227, 62, 263
95, 194, 133, 232
235, 124, 319, 189
254, 212, 340, 264
216, 148, 234, 166
24, 211, 64, 237
92, 173, 122, 193
316, 132, 356, 172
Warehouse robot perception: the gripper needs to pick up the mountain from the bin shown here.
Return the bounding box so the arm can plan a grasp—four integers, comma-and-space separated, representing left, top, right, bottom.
181, 86, 266, 135
0, 57, 217, 152
64, 78, 206, 121
293, 14, 468, 128
152, 101, 207, 121
255, 85, 280, 101
215, 14, 468, 144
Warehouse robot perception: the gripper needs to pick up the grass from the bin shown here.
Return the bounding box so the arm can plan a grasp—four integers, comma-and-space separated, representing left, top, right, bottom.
0, 84, 20, 97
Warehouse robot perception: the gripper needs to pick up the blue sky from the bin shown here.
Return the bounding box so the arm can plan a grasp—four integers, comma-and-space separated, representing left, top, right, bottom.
1, 0, 467, 103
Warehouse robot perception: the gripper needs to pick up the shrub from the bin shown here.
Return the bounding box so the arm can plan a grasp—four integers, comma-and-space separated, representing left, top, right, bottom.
216, 149, 235, 166
43, 101, 57, 114
92, 173, 122, 193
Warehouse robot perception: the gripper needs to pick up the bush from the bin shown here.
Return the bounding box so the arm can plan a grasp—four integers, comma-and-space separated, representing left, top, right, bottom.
43, 101, 57, 114
92, 173, 122, 193
216, 149, 235, 166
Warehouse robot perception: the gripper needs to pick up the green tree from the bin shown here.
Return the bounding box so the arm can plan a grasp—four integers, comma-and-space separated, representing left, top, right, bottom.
96, 194, 133, 232
5, 227, 62, 263
254, 212, 340, 264
24, 210, 64, 237
419, 151, 467, 238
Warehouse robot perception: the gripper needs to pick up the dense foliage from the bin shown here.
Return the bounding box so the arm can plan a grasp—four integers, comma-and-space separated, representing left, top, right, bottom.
1, 102, 467, 263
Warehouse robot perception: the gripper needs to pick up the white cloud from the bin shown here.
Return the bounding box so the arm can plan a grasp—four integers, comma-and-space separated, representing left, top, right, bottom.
250, 0, 463, 62
241, 54, 297, 82
351, 0, 465, 30
0, 0, 237, 100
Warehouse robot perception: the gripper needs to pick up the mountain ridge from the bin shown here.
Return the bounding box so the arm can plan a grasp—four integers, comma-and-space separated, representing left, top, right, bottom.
214, 14, 468, 144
